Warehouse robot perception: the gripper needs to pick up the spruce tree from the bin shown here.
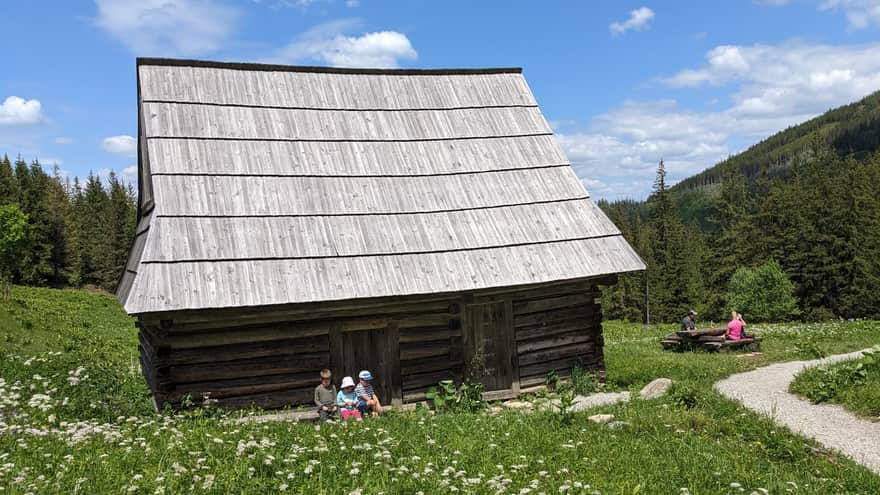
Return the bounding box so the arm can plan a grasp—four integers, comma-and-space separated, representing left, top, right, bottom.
76, 173, 111, 288
0, 155, 17, 205
16, 161, 54, 285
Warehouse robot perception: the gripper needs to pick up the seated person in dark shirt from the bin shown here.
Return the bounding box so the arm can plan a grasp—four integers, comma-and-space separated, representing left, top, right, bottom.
680, 309, 697, 331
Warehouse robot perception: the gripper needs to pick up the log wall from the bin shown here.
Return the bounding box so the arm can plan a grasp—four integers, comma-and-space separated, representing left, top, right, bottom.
137, 277, 611, 411
513, 283, 604, 389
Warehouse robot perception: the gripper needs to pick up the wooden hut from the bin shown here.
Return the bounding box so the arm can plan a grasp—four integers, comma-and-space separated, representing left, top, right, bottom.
118, 58, 646, 410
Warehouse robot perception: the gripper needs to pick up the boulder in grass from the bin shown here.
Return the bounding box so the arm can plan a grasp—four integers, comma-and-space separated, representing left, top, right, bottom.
568, 391, 631, 412
503, 400, 534, 411
639, 378, 673, 400
588, 414, 614, 424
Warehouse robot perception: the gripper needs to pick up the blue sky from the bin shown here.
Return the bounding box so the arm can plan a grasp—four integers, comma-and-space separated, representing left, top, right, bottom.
2, 0, 880, 200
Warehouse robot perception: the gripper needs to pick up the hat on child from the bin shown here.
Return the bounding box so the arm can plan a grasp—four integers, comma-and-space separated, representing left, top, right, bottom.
341, 376, 356, 388
358, 370, 374, 381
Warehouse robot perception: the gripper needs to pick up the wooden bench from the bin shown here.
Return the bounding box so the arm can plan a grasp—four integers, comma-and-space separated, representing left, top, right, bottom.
661, 328, 760, 352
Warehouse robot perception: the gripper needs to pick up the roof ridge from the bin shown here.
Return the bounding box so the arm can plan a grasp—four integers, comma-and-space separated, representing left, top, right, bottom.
137, 57, 523, 75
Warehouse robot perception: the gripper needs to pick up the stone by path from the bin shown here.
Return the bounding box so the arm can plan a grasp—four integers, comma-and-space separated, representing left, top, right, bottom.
715, 349, 880, 475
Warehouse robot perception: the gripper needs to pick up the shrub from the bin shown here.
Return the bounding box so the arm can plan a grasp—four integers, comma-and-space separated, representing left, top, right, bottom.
568, 365, 606, 395
425, 380, 485, 414
669, 383, 699, 409
726, 259, 800, 322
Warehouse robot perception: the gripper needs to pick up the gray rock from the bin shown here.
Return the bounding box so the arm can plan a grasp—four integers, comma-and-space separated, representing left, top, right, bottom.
536, 398, 562, 412
502, 400, 534, 410
639, 378, 674, 400
588, 414, 614, 424
567, 391, 631, 412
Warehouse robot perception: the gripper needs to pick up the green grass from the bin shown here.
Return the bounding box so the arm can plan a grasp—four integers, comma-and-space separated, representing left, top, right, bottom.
2, 285, 880, 494
790, 346, 880, 421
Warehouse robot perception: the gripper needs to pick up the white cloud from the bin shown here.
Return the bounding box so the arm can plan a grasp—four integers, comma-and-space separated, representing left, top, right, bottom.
55, 136, 74, 145
94, 0, 238, 56
754, 0, 791, 5
661, 41, 880, 122
557, 40, 880, 200
37, 157, 64, 166
122, 165, 138, 182
269, 19, 417, 68
0, 96, 43, 125
819, 0, 880, 29
609, 7, 655, 36
102, 135, 137, 156
346, 0, 359, 6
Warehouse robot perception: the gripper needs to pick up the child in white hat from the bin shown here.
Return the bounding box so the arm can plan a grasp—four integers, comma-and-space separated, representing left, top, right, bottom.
336, 376, 362, 422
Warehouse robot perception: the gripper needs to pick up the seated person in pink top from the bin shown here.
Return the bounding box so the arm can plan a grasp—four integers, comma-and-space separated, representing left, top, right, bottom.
726, 311, 746, 340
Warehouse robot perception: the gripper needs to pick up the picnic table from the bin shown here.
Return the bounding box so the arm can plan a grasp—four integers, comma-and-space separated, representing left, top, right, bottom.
661, 327, 760, 352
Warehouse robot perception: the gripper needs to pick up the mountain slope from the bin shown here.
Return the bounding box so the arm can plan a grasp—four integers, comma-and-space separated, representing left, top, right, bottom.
674, 89, 880, 192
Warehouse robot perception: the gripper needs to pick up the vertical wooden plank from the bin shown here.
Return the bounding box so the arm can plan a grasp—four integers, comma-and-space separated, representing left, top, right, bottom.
387, 322, 402, 407
503, 298, 519, 395
329, 324, 343, 378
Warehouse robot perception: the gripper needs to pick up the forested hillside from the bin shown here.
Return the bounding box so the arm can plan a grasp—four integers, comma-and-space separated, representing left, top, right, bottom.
601, 144, 880, 323
675, 89, 880, 192
0, 155, 136, 292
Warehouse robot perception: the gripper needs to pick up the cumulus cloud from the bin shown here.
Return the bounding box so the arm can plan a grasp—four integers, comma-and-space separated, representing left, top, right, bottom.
102, 135, 137, 156
661, 41, 880, 123
609, 7, 655, 36
557, 40, 880, 200
819, 0, 880, 29
94, 0, 238, 56
0, 96, 43, 125
268, 19, 417, 68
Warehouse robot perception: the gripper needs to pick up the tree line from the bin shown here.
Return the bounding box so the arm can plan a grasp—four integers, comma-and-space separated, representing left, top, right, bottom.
600, 141, 880, 323
0, 155, 136, 292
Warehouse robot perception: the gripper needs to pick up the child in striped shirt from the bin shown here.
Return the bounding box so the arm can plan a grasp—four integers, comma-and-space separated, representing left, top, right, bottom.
355, 370, 384, 416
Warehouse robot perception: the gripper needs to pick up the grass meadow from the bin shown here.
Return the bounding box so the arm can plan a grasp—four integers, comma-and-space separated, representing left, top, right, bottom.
789, 346, 880, 421
1, 285, 880, 494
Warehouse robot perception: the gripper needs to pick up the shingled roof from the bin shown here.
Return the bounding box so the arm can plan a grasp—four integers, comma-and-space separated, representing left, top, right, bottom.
118, 58, 645, 315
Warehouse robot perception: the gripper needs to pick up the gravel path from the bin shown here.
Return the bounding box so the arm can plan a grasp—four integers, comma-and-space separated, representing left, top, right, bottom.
715, 350, 880, 474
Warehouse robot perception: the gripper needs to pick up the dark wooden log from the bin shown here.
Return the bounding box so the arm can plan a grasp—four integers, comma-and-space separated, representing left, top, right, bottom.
518, 352, 600, 378
677, 328, 725, 338
399, 326, 460, 344
399, 340, 451, 361
169, 352, 329, 383
396, 314, 456, 328
514, 304, 598, 328
209, 388, 315, 410
150, 298, 456, 330
159, 335, 329, 366
401, 355, 463, 375
402, 369, 462, 391
513, 292, 594, 316
515, 319, 598, 342
166, 371, 318, 401
518, 342, 596, 367
167, 324, 330, 349
516, 332, 594, 354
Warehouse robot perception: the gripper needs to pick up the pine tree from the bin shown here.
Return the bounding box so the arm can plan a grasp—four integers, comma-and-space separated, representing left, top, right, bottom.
45, 165, 80, 286
646, 160, 703, 322
16, 161, 54, 285
0, 155, 17, 206
706, 167, 753, 316
75, 173, 111, 288
105, 172, 137, 290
